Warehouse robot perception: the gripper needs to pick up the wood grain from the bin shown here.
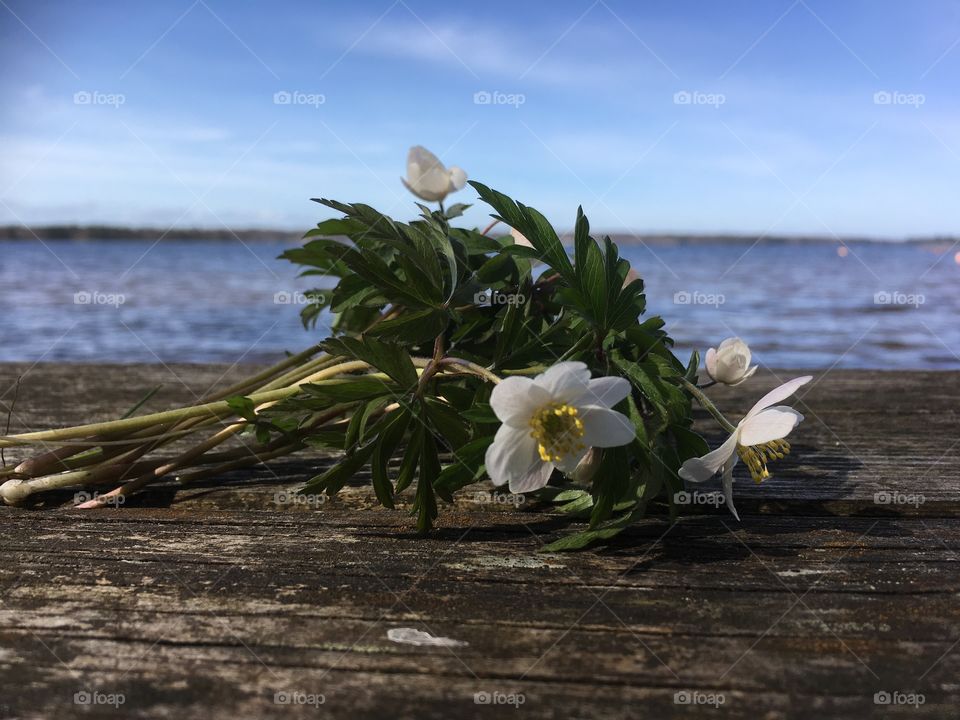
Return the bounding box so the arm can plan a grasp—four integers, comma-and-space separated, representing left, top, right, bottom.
0, 364, 957, 719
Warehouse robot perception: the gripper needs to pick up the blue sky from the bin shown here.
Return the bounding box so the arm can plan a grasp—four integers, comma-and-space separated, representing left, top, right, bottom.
1, 0, 959, 237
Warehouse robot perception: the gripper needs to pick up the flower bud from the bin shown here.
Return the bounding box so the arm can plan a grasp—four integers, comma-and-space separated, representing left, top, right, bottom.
705, 337, 757, 386
568, 448, 601, 485
401, 146, 467, 203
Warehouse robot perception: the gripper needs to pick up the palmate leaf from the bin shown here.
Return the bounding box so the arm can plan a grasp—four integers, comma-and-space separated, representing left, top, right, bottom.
470, 181, 575, 278
371, 407, 411, 509
322, 337, 419, 388
366, 308, 449, 344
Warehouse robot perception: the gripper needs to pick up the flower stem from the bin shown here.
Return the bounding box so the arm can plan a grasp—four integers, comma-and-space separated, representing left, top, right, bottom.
0, 360, 371, 448
438, 358, 502, 385
679, 377, 737, 433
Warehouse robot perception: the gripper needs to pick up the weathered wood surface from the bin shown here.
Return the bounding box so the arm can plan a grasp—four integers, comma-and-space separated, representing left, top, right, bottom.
0, 364, 958, 719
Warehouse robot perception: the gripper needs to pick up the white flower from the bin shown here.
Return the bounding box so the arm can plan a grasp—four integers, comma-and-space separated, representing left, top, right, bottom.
678, 375, 811, 520
485, 362, 635, 493
401, 145, 467, 203
705, 337, 757, 386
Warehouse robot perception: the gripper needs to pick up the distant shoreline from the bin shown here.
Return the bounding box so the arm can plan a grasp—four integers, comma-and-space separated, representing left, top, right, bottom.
0, 225, 953, 246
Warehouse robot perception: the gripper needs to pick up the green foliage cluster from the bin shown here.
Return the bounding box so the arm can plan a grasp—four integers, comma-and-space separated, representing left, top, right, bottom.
268, 182, 707, 550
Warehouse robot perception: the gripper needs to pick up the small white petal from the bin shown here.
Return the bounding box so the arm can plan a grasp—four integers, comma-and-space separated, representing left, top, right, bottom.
705, 346, 718, 379
484, 424, 540, 488
744, 376, 812, 419
738, 406, 804, 446
678, 432, 739, 483
574, 376, 631, 409
555, 446, 590, 474
405, 146, 451, 200
402, 177, 443, 203
721, 462, 740, 521
579, 406, 635, 448
533, 362, 590, 401
447, 166, 467, 191
509, 461, 554, 493
489, 376, 551, 427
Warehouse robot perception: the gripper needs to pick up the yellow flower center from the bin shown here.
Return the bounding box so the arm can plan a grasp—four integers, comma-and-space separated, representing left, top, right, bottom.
737, 439, 791, 484
529, 403, 586, 463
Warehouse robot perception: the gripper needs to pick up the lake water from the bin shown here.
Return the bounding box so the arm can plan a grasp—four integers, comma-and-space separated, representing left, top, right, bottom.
1, 238, 957, 369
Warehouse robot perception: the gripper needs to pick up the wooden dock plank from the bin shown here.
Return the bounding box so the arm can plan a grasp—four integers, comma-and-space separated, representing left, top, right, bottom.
1, 364, 958, 718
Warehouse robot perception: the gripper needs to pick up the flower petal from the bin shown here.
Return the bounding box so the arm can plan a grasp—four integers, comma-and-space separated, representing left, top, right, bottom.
555, 445, 590, 474
721, 461, 740, 521
573, 376, 631, 409
406, 146, 450, 199
678, 432, 739, 483
705, 346, 718, 379
738, 406, 804, 446
401, 177, 440, 202
484, 424, 541, 488
533, 362, 591, 402
579, 406, 635, 447
744, 376, 812, 419
488, 376, 551, 427
447, 166, 467, 191
509, 461, 554, 494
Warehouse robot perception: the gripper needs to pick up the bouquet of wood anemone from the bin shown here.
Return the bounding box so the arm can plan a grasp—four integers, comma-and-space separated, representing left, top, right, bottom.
0, 181, 755, 551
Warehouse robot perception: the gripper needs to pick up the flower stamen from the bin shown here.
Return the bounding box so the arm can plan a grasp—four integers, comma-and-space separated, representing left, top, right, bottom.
529, 403, 585, 463
737, 439, 791, 484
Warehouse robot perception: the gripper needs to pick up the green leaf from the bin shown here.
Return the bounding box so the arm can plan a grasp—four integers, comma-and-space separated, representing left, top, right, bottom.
371, 409, 411, 508
434, 436, 494, 498
302, 377, 403, 404
366, 308, 449, 344
444, 202, 471, 219
424, 398, 470, 450
540, 509, 637, 552
225, 396, 257, 422
589, 446, 631, 527
322, 337, 419, 388
301, 440, 376, 496
470, 181, 575, 278
413, 432, 440, 532
395, 423, 424, 494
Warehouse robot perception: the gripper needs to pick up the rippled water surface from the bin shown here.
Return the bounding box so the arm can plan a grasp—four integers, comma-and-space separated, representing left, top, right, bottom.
1, 238, 958, 368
